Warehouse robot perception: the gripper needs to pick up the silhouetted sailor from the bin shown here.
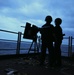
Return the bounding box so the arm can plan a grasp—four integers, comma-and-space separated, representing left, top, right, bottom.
40, 15, 55, 67
54, 18, 65, 67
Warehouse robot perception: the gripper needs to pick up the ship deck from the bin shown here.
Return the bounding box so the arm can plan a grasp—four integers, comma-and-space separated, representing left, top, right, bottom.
0, 53, 74, 75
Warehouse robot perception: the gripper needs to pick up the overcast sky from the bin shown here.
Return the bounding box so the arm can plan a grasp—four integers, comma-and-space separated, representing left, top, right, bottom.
0, 0, 74, 41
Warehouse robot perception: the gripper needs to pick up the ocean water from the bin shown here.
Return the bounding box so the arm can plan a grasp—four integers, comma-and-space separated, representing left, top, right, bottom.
0, 41, 74, 56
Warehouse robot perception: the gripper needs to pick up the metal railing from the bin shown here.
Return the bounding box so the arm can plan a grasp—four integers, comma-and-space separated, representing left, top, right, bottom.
38, 36, 73, 57
62, 36, 72, 57
0, 29, 21, 55
0, 29, 38, 55
0, 29, 74, 57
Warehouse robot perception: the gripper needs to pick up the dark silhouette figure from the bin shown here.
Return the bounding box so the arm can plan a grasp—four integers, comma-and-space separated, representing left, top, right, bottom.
40, 15, 55, 67
54, 18, 65, 67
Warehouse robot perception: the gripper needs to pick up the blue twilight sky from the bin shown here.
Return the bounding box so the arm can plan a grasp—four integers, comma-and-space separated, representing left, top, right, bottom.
0, 0, 74, 41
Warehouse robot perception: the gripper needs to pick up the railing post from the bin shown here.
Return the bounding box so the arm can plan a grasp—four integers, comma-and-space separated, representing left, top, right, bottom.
68, 36, 70, 57
16, 32, 22, 54
68, 36, 72, 57
70, 36, 72, 57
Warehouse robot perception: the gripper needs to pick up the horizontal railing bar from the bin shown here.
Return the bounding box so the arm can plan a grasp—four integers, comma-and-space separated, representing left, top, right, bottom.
63, 37, 70, 39
0, 39, 32, 43
19, 48, 29, 50
0, 39, 17, 42
0, 48, 16, 50
61, 51, 68, 53
0, 48, 29, 50
0, 29, 18, 34
72, 37, 74, 39
0, 48, 69, 53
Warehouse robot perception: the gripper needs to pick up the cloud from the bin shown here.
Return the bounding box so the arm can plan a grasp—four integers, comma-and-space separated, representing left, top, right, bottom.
0, 15, 24, 32
0, 0, 74, 39
0, 0, 22, 9
0, 0, 47, 20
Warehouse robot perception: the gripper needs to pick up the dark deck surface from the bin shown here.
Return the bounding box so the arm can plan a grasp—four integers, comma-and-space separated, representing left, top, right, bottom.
0, 54, 74, 75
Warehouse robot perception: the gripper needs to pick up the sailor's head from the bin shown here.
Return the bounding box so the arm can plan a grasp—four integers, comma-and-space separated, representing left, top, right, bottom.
55, 18, 62, 25
45, 15, 52, 23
